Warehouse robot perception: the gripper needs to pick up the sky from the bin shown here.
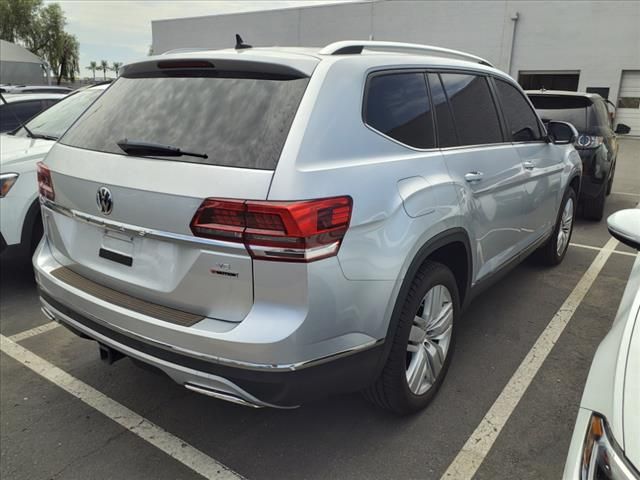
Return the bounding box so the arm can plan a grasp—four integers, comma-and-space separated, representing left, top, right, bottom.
46, 0, 361, 79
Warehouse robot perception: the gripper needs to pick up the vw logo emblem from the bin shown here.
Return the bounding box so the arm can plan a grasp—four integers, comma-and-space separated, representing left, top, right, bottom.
96, 186, 113, 215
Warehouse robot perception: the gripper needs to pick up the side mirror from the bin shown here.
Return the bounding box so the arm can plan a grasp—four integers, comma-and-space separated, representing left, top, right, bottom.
546, 121, 578, 145
608, 209, 640, 250
614, 123, 631, 135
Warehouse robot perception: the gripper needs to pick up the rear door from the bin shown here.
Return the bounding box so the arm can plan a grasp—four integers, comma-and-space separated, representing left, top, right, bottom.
493, 78, 564, 246
428, 72, 527, 283
43, 61, 311, 322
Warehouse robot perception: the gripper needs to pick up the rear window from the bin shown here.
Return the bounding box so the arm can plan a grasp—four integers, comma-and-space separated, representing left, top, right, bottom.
60, 74, 309, 170
20, 88, 103, 139
528, 95, 594, 132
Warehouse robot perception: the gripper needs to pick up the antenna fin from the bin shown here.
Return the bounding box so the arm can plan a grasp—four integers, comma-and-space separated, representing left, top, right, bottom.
235, 34, 252, 50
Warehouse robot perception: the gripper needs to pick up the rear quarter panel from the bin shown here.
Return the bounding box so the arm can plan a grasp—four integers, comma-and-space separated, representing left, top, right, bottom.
268, 58, 469, 283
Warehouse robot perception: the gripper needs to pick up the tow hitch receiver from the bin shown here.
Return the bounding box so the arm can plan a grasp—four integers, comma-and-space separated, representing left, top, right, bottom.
98, 343, 125, 364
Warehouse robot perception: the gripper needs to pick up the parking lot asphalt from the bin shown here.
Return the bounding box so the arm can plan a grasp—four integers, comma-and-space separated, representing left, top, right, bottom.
1, 138, 639, 480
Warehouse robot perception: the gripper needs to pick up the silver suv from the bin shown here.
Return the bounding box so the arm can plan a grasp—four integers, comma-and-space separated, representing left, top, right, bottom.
34, 41, 582, 414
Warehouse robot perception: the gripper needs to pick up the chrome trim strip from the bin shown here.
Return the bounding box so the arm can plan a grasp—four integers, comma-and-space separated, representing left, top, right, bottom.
249, 241, 340, 261
184, 383, 299, 409
39, 295, 384, 372
184, 383, 264, 409
41, 306, 56, 322
41, 199, 247, 252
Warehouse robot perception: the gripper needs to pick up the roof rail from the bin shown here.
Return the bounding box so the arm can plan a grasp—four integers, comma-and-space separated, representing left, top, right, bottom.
319, 41, 494, 68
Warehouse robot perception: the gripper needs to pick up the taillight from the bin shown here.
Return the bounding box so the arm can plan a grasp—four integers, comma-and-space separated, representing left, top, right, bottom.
36, 162, 54, 201
190, 196, 353, 262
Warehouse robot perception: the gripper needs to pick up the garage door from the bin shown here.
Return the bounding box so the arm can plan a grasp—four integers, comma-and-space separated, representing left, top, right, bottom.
616, 70, 640, 136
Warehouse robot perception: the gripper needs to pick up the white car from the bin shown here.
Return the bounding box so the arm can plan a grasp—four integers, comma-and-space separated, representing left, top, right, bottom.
0, 84, 107, 257
563, 208, 640, 479
0, 93, 67, 133
2, 85, 73, 95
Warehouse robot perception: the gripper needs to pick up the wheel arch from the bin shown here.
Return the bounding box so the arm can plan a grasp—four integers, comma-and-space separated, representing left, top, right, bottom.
569, 173, 581, 197
375, 228, 472, 373
20, 198, 42, 250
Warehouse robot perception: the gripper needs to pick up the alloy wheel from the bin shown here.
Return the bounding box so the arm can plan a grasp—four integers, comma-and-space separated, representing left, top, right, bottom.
406, 284, 453, 395
556, 197, 574, 256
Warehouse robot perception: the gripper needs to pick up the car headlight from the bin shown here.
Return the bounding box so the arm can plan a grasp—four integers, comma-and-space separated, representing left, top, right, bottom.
581, 413, 639, 479
0, 173, 19, 198
575, 134, 604, 149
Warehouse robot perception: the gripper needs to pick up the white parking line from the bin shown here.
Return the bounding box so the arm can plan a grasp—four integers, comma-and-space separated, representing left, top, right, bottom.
8, 321, 60, 342
612, 191, 640, 197
570, 242, 637, 257
0, 334, 242, 480
440, 236, 619, 480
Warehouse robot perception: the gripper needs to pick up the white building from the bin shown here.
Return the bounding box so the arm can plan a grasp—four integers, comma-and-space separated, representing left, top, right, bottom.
152, 0, 640, 132
0, 40, 47, 86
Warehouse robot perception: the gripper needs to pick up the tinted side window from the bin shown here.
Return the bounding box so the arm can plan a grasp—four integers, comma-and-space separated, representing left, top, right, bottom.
42, 99, 60, 108
440, 73, 503, 146
0, 100, 44, 132
427, 73, 458, 147
494, 79, 543, 142
365, 72, 435, 149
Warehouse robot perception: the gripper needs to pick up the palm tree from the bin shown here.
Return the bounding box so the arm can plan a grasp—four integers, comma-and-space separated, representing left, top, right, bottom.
99, 59, 109, 80
86, 61, 97, 81
55, 33, 80, 85
111, 62, 123, 77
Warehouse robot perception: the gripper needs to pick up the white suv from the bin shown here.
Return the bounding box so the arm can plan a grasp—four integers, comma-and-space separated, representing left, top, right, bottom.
0, 84, 106, 258
34, 41, 581, 413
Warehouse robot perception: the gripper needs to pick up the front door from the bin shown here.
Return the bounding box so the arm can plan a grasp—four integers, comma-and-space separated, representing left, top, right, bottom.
492, 78, 564, 246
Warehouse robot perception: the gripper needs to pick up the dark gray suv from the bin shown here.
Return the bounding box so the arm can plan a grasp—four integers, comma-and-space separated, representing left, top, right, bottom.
527, 90, 631, 220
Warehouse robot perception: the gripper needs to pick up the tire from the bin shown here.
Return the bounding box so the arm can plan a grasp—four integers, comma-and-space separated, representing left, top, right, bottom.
536, 187, 576, 266
606, 166, 614, 196
583, 188, 605, 221
363, 261, 459, 415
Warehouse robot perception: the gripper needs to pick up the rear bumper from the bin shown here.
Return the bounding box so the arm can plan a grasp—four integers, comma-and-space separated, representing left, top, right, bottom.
39, 291, 383, 407
34, 239, 387, 407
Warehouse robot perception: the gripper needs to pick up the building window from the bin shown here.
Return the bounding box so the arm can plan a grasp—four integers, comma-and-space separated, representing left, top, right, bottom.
617, 97, 640, 109
586, 87, 610, 100
518, 72, 579, 91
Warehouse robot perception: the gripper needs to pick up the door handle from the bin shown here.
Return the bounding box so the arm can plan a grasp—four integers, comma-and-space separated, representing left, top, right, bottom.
464, 171, 484, 182
523, 161, 536, 170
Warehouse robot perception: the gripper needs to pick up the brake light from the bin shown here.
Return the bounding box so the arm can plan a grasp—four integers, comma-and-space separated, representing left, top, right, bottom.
36, 162, 54, 201
190, 196, 353, 262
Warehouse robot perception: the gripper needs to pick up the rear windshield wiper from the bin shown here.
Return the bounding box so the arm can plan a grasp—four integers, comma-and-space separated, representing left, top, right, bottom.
117, 139, 208, 159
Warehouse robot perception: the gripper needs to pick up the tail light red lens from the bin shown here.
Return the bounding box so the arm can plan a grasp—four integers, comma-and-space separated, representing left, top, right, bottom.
36, 162, 55, 201
190, 196, 353, 262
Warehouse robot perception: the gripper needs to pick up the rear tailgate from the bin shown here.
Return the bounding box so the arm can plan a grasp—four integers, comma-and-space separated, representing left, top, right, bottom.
41, 57, 312, 323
